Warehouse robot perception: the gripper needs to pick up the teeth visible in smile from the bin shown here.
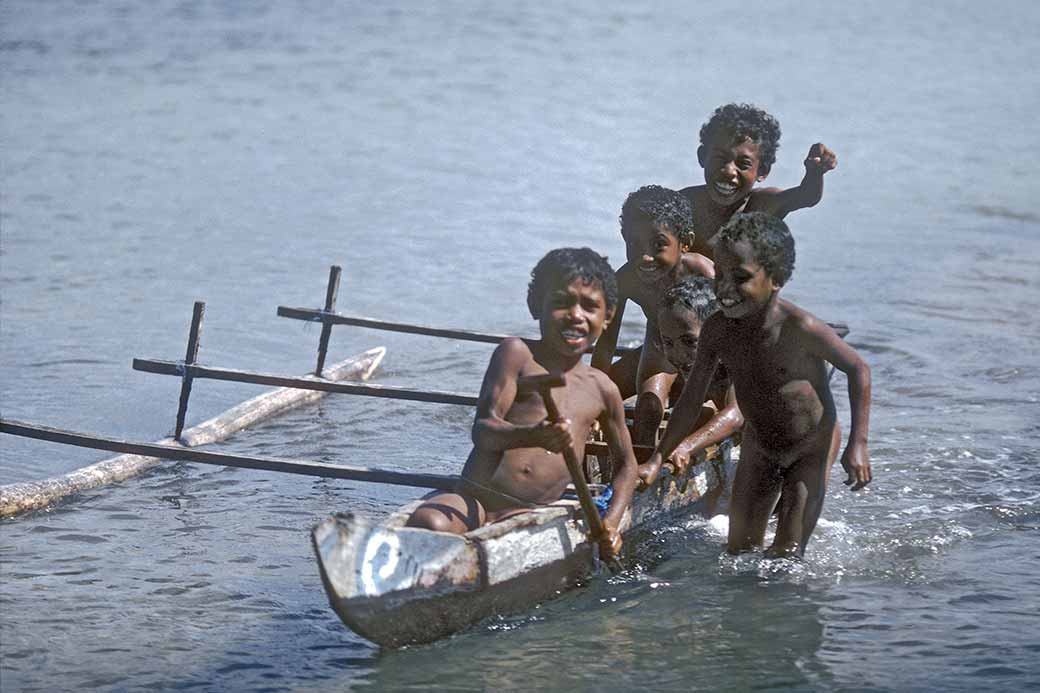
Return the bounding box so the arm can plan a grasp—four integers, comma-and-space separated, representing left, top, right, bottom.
714, 182, 738, 196
561, 329, 585, 340
719, 297, 739, 307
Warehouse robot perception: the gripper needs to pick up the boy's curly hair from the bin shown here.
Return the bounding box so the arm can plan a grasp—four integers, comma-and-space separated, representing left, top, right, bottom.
699, 103, 782, 173
714, 212, 796, 286
527, 247, 618, 318
662, 275, 718, 322
620, 185, 696, 248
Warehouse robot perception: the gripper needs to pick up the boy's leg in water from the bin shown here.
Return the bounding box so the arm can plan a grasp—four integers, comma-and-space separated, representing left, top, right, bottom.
727, 427, 784, 554
766, 424, 841, 558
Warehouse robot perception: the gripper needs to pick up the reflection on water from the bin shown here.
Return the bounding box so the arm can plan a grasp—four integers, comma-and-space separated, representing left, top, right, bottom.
2, 0, 1040, 690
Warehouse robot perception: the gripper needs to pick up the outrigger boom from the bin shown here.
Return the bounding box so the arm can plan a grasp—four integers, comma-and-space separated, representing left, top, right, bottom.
0, 418, 461, 490
132, 358, 479, 407
0, 416, 649, 487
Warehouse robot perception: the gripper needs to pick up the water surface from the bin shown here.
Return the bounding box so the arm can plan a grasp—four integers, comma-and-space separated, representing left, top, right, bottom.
2, 1, 1038, 690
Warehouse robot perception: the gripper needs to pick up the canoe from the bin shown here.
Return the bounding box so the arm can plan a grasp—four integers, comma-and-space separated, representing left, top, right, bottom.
311, 437, 736, 647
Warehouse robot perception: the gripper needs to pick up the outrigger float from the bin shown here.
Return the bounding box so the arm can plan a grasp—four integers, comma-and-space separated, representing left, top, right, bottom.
1, 265, 847, 647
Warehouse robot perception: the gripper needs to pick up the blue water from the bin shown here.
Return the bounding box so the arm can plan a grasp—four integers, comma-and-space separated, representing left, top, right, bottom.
2, 1, 1038, 690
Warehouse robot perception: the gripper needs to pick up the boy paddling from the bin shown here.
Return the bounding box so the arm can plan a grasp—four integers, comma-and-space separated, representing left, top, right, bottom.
641, 213, 871, 558
407, 248, 638, 561
681, 103, 837, 260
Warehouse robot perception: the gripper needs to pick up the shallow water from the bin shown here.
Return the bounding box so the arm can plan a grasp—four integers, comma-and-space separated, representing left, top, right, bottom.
2, 1, 1039, 690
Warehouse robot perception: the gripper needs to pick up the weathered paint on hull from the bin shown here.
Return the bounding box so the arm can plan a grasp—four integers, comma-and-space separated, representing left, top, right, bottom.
313, 441, 733, 648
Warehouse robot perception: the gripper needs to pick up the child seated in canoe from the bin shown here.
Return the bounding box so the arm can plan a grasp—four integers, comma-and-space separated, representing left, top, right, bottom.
590, 185, 714, 447
406, 248, 639, 561
635, 276, 744, 486
680, 103, 837, 260
641, 212, 871, 557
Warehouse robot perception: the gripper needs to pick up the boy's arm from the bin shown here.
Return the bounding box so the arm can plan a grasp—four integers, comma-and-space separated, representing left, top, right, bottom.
591, 272, 628, 373
598, 380, 639, 529
471, 338, 572, 453
681, 252, 715, 279
638, 321, 722, 489
596, 377, 639, 560
756, 143, 837, 218
797, 314, 872, 490
667, 384, 743, 474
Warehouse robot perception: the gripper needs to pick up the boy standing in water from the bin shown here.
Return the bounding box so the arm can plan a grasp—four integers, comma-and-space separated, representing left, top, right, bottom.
681, 103, 837, 259
641, 213, 872, 557
591, 185, 714, 447
407, 248, 638, 561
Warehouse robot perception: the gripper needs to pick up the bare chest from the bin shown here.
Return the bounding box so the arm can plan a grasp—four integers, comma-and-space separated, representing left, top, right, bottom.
719, 333, 830, 416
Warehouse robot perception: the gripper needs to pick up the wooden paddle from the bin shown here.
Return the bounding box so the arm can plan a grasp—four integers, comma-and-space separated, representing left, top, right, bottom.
517, 374, 623, 572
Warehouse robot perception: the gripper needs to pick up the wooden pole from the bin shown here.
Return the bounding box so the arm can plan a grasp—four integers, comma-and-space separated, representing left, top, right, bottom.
278, 306, 513, 344
315, 265, 342, 376
0, 419, 460, 490
517, 374, 620, 571
278, 267, 845, 351
133, 358, 479, 406
174, 301, 205, 440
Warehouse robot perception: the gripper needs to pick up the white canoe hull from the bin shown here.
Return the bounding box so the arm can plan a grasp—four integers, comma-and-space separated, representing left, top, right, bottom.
313, 441, 734, 647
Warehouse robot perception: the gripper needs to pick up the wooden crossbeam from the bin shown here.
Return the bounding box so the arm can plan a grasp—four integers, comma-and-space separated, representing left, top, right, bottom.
0, 419, 459, 490
278, 268, 844, 350
133, 358, 479, 407
277, 305, 513, 345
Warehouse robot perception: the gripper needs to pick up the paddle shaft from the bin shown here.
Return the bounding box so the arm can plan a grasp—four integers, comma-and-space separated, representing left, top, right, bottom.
533, 388, 609, 543
0, 419, 460, 490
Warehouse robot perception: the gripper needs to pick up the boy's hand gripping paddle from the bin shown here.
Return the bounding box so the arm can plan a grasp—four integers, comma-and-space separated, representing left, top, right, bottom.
517, 373, 623, 573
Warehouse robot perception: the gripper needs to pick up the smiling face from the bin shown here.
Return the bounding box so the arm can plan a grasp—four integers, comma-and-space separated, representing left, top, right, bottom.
698, 136, 766, 207
621, 216, 683, 286
539, 278, 611, 358
713, 239, 778, 319
657, 304, 703, 376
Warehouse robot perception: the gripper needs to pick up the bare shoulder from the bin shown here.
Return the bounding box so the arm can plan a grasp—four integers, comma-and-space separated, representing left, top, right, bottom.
778, 299, 832, 340
493, 336, 536, 368
699, 311, 731, 350
746, 187, 786, 214
678, 184, 707, 200
584, 364, 624, 407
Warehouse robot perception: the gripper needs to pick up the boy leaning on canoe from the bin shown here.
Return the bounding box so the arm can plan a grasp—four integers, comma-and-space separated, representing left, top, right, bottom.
407, 248, 639, 562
